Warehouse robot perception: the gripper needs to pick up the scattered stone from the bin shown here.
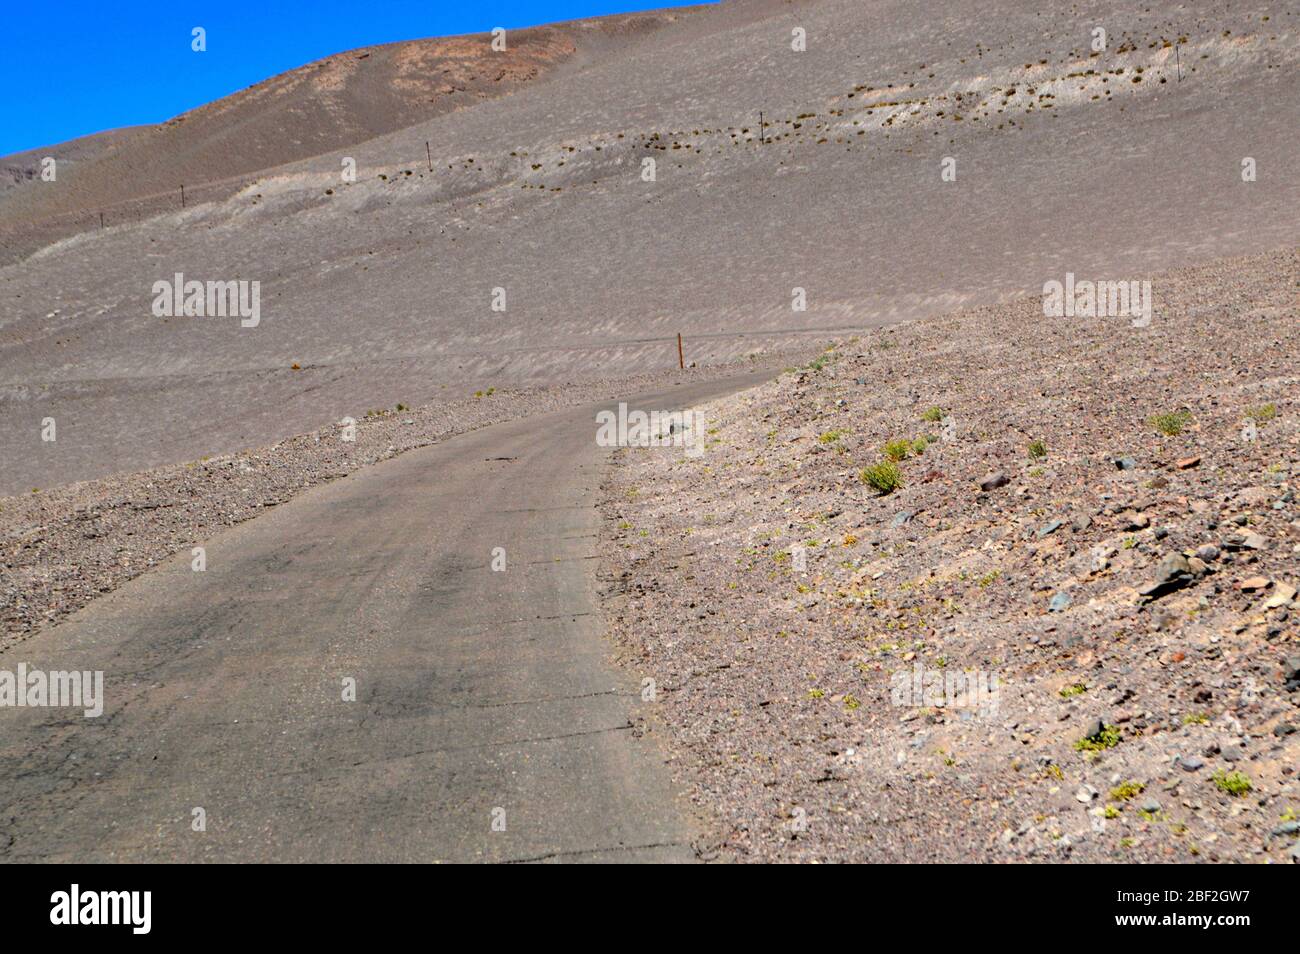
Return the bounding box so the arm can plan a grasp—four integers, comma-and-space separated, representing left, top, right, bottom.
980, 472, 1010, 491
1238, 576, 1271, 592
1049, 592, 1072, 613
1114, 457, 1137, 471
1225, 532, 1267, 551
1176, 456, 1201, 470
1180, 756, 1205, 772
1120, 512, 1150, 531
1262, 583, 1296, 609
1139, 554, 1196, 602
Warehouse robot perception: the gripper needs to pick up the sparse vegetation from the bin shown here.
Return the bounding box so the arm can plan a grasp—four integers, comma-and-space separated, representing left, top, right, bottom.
1074, 724, 1122, 751
921, 406, 944, 422
1212, 770, 1252, 796
882, 438, 912, 462
1027, 439, 1047, 459
1110, 780, 1145, 801
860, 461, 903, 494
1245, 403, 1277, 423
1150, 411, 1192, 436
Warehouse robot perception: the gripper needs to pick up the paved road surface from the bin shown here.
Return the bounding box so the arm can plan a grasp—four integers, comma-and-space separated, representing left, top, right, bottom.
0, 371, 771, 862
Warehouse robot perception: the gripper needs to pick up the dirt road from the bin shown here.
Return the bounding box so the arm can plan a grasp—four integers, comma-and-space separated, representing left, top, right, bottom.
0, 371, 770, 862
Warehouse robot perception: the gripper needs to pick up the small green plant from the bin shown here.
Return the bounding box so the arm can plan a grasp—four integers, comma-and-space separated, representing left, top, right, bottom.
843, 694, 861, 710
921, 406, 944, 422
819, 429, 848, 444
1212, 770, 1251, 796
1182, 711, 1209, 725
1027, 439, 1047, 459
910, 437, 928, 456
977, 569, 1001, 588
1110, 780, 1145, 801
1245, 403, 1277, 422
1058, 683, 1087, 699
1103, 805, 1121, 819
807, 688, 825, 699
882, 438, 912, 462
1074, 724, 1122, 751
860, 461, 903, 494
1150, 411, 1192, 436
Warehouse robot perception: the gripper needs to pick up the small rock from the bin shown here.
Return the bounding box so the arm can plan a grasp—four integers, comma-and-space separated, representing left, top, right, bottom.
1175, 456, 1201, 470
1114, 457, 1137, 471
1263, 583, 1296, 609
1238, 576, 1271, 592
1049, 592, 1072, 613
1195, 544, 1220, 562
980, 472, 1010, 491
1075, 784, 1098, 803
1139, 554, 1195, 602
1121, 512, 1150, 530
1180, 756, 1205, 772
1141, 797, 1162, 813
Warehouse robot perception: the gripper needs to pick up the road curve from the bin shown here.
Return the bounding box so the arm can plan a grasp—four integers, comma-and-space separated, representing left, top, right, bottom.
0, 370, 773, 863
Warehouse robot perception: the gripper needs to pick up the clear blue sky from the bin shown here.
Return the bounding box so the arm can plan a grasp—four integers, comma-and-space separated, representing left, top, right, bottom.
1, 0, 703, 157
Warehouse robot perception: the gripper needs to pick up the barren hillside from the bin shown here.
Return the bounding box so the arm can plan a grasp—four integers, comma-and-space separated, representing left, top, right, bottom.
1, 0, 1296, 497
601, 249, 1299, 863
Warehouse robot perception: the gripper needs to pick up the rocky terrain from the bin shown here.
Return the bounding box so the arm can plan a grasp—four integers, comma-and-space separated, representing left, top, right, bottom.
600, 248, 1299, 862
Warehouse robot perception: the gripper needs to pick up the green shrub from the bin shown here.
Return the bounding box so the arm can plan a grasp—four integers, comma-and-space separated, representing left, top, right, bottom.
921, 406, 944, 423
861, 461, 903, 494
882, 438, 912, 462
1027, 439, 1047, 459
1110, 780, 1144, 801
1074, 724, 1122, 751
1212, 770, 1252, 796
1150, 411, 1192, 436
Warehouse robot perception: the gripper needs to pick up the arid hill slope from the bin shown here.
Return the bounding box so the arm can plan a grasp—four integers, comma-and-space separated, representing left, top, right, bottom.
0, 0, 1295, 495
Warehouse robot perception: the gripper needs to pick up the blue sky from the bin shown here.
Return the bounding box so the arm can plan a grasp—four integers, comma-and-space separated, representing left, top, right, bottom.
1, 1, 702, 157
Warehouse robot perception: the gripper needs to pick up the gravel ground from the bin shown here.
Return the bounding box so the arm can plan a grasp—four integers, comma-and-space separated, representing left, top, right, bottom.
0, 355, 801, 650
599, 248, 1300, 863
